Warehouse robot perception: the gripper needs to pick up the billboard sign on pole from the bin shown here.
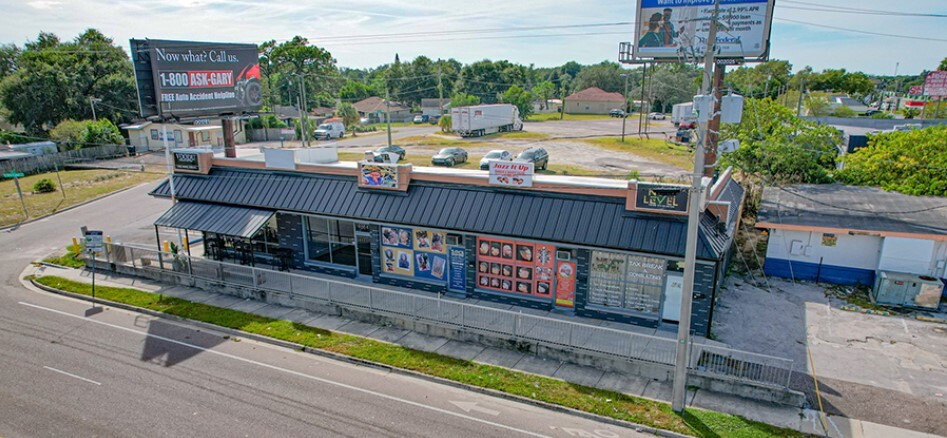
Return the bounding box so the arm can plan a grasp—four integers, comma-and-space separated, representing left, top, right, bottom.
908, 85, 924, 96
923, 71, 947, 97
633, 0, 775, 60
131, 39, 262, 118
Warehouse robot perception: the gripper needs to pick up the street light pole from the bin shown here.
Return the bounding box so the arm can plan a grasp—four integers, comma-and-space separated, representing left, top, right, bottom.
621, 73, 630, 142
89, 97, 101, 121
671, 0, 720, 414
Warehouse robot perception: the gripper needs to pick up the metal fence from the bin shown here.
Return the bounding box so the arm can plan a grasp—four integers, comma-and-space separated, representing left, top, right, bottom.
102, 242, 794, 388
0, 144, 128, 177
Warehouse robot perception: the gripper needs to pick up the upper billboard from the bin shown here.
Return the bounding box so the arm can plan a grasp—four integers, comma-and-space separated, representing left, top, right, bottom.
633, 0, 775, 60
923, 71, 947, 97
130, 39, 262, 118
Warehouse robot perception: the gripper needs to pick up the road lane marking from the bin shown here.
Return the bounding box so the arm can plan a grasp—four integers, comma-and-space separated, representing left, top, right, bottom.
43, 366, 102, 385
19, 302, 549, 437
450, 401, 500, 416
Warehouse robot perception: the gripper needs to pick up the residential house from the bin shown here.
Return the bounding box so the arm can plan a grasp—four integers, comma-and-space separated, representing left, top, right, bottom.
123, 120, 247, 152
354, 97, 412, 123
421, 98, 449, 118
564, 87, 626, 115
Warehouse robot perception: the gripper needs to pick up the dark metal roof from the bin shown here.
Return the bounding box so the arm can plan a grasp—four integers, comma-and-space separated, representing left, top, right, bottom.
758, 184, 947, 236
151, 168, 730, 260
154, 201, 274, 238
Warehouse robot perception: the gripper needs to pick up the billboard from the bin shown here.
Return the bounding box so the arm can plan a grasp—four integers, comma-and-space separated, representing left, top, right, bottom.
633, 0, 775, 60
908, 85, 924, 96
635, 183, 689, 214
359, 163, 399, 189
489, 161, 534, 188
923, 71, 947, 97
130, 39, 262, 118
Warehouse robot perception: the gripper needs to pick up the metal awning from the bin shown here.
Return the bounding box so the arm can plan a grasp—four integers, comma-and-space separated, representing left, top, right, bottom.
154, 201, 274, 238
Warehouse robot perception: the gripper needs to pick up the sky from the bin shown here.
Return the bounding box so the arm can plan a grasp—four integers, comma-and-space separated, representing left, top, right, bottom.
1, 0, 945, 76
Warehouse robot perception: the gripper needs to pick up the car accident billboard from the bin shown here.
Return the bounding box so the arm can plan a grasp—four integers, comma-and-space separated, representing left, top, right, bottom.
130, 39, 262, 118
633, 0, 775, 60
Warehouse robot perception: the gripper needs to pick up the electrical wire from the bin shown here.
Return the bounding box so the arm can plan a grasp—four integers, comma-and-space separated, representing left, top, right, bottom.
779, 0, 947, 18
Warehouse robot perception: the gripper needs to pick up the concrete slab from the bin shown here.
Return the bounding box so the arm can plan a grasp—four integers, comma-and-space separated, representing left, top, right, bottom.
202, 294, 245, 309
227, 299, 268, 313
336, 321, 380, 337
364, 326, 411, 344
302, 314, 352, 331
595, 372, 652, 397
253, 304, 295, 320
553, 363, 605, 388
473, 347, 525, 369
434, 340, 485, 361
281, 308, 315, 324
178, 290, 218, 303
640, 379, 672, 402
398, 332, 449, 353
512, 354, 561, 378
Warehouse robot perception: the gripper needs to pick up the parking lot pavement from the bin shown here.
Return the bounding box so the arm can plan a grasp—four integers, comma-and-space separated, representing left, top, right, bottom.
524, 117, 676, 139
714, 275, 947, 436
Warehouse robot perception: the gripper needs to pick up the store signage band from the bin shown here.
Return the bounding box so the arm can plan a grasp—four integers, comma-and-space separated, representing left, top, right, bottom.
489, 161, 533, 188
635, 183, 688, 213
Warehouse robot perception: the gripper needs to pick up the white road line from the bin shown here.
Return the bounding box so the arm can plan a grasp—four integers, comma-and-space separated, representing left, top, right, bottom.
43, 366, 102, 386
19, 302, 549, 438
901, 319, 909, 335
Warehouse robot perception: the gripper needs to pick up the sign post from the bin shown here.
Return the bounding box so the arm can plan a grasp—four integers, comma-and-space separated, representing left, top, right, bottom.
4, 171, 28, 220
83, 230, 104, 316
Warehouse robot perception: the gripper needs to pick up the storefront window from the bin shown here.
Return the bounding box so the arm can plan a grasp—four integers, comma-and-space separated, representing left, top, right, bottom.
476, 237, 558, 299
379, 226, 448, 283
305, 216, 356, 266
588, 251, 667, 315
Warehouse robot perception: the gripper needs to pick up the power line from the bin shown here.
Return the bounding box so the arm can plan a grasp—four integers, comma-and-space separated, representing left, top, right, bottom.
779, 0, 947, 18
774, 17, 947, 42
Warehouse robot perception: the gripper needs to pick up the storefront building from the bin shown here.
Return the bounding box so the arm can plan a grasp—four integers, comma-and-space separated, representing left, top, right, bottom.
151, 150, 744, 335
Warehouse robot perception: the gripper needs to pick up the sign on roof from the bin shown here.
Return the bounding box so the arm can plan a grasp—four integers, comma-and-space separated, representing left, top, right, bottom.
489, 161, 534, 188
635, 183, 689, 214
633, 0, 775, 60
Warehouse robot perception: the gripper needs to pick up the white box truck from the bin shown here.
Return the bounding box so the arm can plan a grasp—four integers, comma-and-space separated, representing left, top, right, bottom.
672, 102, 695, 127
451, 104, 523, 137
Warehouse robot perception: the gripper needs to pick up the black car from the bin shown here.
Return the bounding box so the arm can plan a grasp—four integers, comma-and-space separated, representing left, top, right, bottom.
431, 147, 468, 167
372, 145, 406, 162
609, 109, 626, 118
515, 147, 549, 170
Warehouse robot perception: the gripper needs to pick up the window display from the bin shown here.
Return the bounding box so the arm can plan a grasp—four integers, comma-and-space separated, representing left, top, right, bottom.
588, 251, 668, 315
380, 225, 448, 283
476, 236, 561, 300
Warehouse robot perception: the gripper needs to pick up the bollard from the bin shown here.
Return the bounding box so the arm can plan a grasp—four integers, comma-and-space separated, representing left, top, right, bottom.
163, 240, 170, 252
72, 237, 80, 254
183, 236, 189, 251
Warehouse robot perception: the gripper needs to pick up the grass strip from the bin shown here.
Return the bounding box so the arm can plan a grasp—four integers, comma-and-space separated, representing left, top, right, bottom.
42, 246, 86, 269
583, 137, 693, 171
33, 275, 807, 438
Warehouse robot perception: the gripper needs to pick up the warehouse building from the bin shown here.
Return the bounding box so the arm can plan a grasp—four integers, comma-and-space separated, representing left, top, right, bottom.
150, 150, 744, 334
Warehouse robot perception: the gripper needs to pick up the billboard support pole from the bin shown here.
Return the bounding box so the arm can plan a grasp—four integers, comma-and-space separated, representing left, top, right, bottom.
298, 75, 310, 147
162, 123, 184, 252
671, 0, 720, 414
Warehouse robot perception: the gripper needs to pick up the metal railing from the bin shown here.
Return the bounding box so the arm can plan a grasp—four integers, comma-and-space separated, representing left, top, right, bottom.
101, 242, 794, 388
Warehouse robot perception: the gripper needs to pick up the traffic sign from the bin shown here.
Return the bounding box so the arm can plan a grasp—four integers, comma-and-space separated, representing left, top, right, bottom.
3, 172, 24, 178
84, 230, 104, 253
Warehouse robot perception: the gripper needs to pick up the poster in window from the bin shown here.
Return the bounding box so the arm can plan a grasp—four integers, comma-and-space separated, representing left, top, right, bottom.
821, 233, 837, 247
394, 250, 414, 277
516, 281, 532, 294
478, 276, 489, 287
448, 246, 466, 293
536, 281, 552, 297
383, 248, 397, 274
415, 252, 448, 281
502, 265, 513, 277
516, 266, 533, 281
489, 242, 502, 258
555, 261, 577, 308
429, 231, 446, 253
478, 240, 490, 256
381, 226, 413, 248
415, 230, 432, 251
478, 261, 489, 274
501, 279, 513, 291
516, 243, 534, 262
414, 229, 446, 253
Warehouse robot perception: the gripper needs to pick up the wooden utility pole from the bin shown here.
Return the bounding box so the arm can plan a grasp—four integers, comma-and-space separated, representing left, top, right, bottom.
437, 66, 444, 118
704, 62, 726, 177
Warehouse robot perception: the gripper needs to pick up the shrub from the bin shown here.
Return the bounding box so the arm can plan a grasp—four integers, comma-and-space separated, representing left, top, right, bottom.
33, 178, 57, 193
439, 115, 452, 133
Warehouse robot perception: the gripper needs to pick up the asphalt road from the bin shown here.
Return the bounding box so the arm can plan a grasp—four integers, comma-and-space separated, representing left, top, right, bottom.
0, 183, 647, 437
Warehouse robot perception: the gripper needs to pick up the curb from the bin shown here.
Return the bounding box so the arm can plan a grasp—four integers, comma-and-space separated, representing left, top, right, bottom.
1, 181, 153, 232
27, 276, 689, 438
916, 315, 947, 325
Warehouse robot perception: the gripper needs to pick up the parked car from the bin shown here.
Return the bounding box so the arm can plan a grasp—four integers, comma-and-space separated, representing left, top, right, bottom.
479, 150, 513, 170
412, 114, 430, 124
648, 112, 666, 120
429, 115, 441, 125
313, 121, 345, 140
609, 109, 626, 118
864, 109, 883, 117
431, 147, 468, 167
372, 145, 406, 162
515, 147, 549, 170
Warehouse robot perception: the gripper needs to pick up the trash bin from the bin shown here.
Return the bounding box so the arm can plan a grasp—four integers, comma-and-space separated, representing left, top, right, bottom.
126, 145, 137, 156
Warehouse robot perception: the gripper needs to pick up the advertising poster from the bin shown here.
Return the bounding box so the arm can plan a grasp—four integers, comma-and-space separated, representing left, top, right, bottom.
381, 226, 413, 248
555, 261, 577, 308
415, 252, 448, 281
131, 39, 262, 117
414, 229, 446, 253
477, 237, 561, 298
489, 161, 534, 188
634, 0, 775, 60
924, 71, 947, 97
448, 247, 466, 292
360, 164, 399, 189
394, 249, 414, 277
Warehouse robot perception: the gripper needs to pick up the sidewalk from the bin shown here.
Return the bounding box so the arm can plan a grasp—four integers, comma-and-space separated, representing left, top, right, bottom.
25, 264, 940, 438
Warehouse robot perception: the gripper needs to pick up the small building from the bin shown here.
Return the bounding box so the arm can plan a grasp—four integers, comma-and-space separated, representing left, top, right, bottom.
150, 153, 745, 336
756, 184, 947, 289
354, 97, 412, 123
564, 88, 626, 115
123, 120, 247, 152
420, 99, 449, 118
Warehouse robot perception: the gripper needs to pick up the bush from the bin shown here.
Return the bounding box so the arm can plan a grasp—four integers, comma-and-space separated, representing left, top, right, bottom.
33, 178, 57, 193
439, 115, 452, 133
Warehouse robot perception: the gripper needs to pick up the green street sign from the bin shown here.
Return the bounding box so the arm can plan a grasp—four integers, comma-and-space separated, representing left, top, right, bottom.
3, 172, 24, 178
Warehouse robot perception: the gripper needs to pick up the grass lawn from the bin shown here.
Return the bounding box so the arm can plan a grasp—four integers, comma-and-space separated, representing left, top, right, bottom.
33, 274, 806, 438
1, 169, 164, 228
527, 113, 617, 122
583, 137, 693, 171
43, 246, 86, 268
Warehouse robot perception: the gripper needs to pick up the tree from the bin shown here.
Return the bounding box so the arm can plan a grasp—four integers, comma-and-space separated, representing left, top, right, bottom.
83, 119, 123, 146
48, 118, 122, 149
726, 60, 792, 99
720, 98, 839, 185
269, 36, 337, 109
337, 102, 360, 130
532, 81, 555, 110
939, 57, 947, 71
0, 43, 18, 78
450, 93, 480, 108
455, 60, 527, 104
901, 107, 920, 119
0, 30, 137, 134
339, 80, 377, 102
838, 126, 947, 196
501, 85, 533, 119
573, 61, 623, 93
830, 105, 857, 118
50, 119, 88, 147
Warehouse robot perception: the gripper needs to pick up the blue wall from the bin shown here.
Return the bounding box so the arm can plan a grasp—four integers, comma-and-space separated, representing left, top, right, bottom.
763, 258, 875, 286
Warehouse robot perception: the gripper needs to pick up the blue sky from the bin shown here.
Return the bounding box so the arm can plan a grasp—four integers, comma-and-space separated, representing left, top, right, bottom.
1, 0, 944, 75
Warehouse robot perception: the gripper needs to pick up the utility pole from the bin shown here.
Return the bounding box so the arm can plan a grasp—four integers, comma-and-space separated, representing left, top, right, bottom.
620, 73, 630, 142
638, 66, 648, 136
385, 81, 393, 148
671, 0, 720, 414
89, 97, 100, 121
437, 66, 444, 118
764, 74, 771, 98
796, 77, 805, 117
645, 62, 656, 135
298, 74, 310, 147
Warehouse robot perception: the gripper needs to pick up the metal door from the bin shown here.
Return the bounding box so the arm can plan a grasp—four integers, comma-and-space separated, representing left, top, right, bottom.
356, 233, 373, 277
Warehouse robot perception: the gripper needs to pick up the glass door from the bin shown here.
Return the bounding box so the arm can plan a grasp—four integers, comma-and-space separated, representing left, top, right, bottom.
356, 233, 373, 277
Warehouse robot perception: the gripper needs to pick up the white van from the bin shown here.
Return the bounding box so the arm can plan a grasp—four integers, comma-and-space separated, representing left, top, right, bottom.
313, 121, 345, 140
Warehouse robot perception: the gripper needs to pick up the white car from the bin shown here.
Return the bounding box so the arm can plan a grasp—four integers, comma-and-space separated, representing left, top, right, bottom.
479, 150, 513, 170
313, 121, 345, 140
648, 112, 667, 120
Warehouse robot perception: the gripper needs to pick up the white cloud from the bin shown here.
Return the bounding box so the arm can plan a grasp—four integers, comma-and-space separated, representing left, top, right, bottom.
26, 0, 61, 10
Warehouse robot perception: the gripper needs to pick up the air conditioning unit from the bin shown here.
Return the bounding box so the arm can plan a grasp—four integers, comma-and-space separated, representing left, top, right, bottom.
872, 271, 943, 310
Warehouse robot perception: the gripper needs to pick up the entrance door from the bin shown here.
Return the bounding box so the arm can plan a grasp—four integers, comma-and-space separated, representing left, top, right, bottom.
662, 273, 684, 322
356, 233, 373, 277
